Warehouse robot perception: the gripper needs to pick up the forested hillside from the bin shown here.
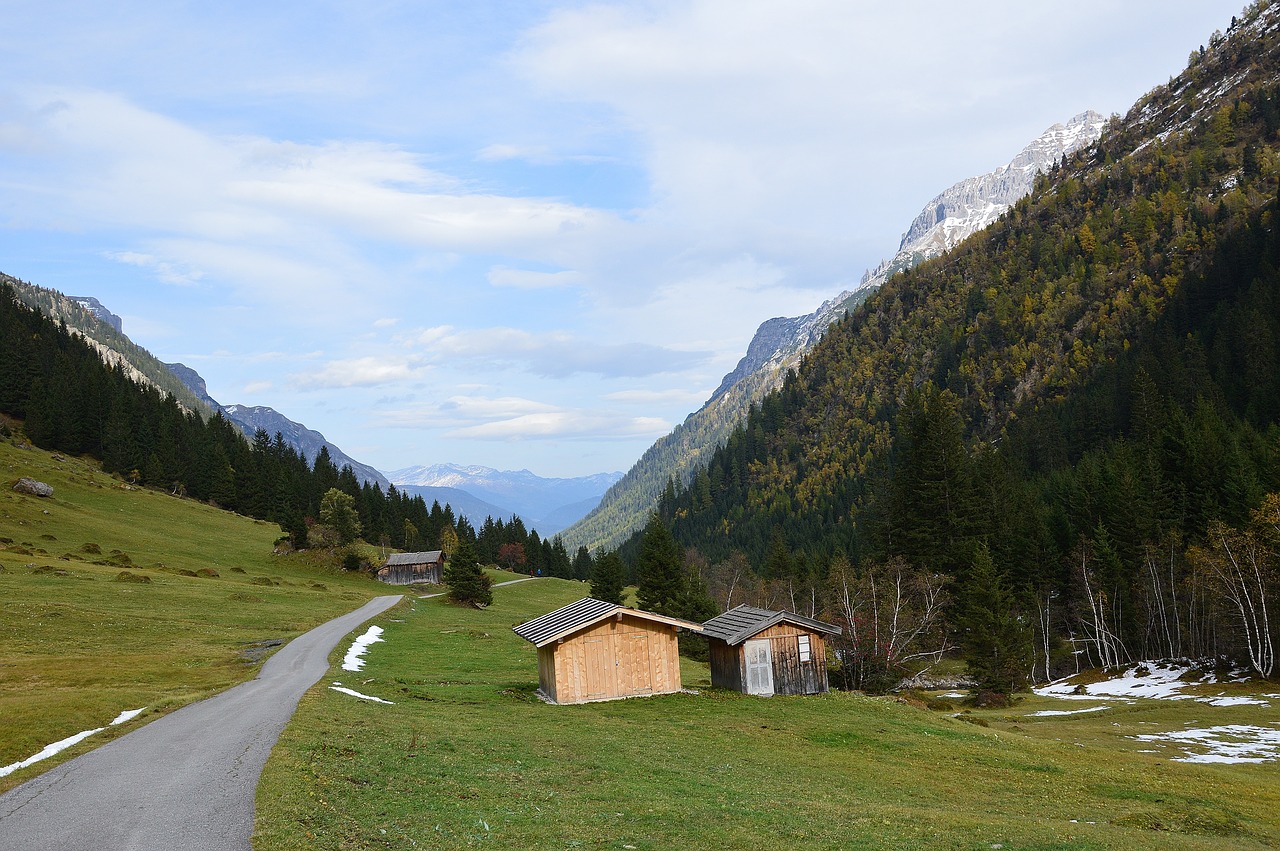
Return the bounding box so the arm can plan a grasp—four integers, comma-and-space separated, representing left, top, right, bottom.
0, 285, 575, 573
645, 2, 1280, 687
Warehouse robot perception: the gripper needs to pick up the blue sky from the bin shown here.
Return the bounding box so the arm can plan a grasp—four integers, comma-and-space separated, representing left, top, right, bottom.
0, 1, 1246, 477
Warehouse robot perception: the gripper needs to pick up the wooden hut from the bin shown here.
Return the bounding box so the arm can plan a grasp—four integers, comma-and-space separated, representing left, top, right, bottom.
702, 605, 841, 696
513, 598, 703, 705
376, 550, 446, 585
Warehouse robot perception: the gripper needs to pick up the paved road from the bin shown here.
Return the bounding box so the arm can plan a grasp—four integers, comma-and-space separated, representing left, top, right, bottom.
0, 594, 402, 851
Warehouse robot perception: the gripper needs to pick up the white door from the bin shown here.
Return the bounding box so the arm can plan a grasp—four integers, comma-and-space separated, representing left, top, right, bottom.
744, 639, 774, 696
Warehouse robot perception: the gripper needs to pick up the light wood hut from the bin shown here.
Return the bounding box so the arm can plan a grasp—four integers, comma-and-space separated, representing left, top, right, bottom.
513, 598, 703, 705
702, 605, 841, 696
376, 550, 446, 585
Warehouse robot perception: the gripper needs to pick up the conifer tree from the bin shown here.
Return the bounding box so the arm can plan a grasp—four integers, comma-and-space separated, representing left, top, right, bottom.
636, 514, 683, 615
444, 537, 492, 608
957, 544, 1031, 703
590, 551, 625, 605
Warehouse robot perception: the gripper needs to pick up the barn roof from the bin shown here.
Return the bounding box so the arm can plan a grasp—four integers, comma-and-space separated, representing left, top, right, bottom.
512, 597, 704, 648
701, 605, 842, 646
384, 550, 444, 567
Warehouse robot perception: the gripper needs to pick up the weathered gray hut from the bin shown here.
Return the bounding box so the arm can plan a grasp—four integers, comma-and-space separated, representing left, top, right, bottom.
513, 598, 703, 705
702, 605, 841, 696
376, 550, 446, 585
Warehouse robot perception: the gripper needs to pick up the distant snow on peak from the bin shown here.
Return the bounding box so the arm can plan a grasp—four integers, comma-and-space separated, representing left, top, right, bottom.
859, 109, 1107, 294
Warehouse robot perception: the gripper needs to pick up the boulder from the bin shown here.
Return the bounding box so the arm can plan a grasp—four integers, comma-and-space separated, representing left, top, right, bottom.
13, 477, 53, 498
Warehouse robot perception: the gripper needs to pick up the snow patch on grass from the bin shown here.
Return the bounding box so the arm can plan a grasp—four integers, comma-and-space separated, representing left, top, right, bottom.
1034, 661, 1269, 706
330, 682, 394, 705
0, 707, 146, 778
1027, 705, 1110, 717
1133, 724, 1280, 764
341, 625, 385, 672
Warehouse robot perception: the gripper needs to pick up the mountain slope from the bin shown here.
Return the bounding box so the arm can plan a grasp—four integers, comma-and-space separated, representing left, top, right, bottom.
562, 112, 1105, 554
3, 275, 213, 417
661, 1, 1280, 569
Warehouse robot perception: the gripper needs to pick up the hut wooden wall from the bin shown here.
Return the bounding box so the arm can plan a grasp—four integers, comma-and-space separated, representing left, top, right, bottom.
375, 563, 441, 585
710, 623, 830, 695
546, 614, 682, 704
709, 639, 743, 691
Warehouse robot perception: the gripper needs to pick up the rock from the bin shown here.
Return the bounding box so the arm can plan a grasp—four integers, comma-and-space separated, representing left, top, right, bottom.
13, 477, 53, 497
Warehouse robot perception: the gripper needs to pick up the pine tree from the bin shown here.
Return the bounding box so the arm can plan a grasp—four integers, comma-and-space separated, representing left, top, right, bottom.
444, 537, 492, 608
590, 551, 625, 605
957, 544, 1032, 703
636, 514, 683, 615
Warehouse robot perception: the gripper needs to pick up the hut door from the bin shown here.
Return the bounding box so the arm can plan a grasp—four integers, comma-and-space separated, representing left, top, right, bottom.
744, 639, 774, 696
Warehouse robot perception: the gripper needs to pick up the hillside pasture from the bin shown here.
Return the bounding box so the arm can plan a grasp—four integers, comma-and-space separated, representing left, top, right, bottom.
0, 440, 386, 792
257, 578, 1280, 850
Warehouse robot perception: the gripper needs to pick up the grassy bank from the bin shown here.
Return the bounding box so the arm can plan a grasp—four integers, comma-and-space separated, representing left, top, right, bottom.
0, 440, 386, 791
256, 579, 1280, 849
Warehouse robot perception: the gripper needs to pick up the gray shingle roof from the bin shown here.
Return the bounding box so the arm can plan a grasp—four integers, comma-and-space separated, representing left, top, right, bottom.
512, 598, 705, 647
385, 550, 443, 566
701, 605, 841, 645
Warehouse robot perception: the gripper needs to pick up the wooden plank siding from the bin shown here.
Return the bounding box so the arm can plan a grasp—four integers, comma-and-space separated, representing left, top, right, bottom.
375, 563, 441, 585
708, 623, 829, 696
545, 614, 682, 704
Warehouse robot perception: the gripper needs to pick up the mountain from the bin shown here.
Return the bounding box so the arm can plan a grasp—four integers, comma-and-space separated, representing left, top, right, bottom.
649, 2, 1280, 674
392, 484, 511, 529
1, 275, 391, 492
561, 112, 1106, 554
386, 463, 622, 535
161, 362, 390, 489
3, 275, 213, 416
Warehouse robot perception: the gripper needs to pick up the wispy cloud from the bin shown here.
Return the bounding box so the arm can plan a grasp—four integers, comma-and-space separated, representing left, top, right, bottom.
379, 394, 669, 441
292, 356, 429, 389
404, 325, 710, 378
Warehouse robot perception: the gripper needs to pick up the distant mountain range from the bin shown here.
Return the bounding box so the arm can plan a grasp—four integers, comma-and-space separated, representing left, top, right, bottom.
386, 463, 622, 536
560, 111, 1107, 554
161, 362, 391, 489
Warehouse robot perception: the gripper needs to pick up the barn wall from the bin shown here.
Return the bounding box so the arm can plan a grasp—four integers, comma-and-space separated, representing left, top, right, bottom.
711, 623, 830, 695
708, 639, 743, 691
548, 615, 683, 704
375, 562, 442, 585
537, 646, 558, 703
758, 624, 829, 695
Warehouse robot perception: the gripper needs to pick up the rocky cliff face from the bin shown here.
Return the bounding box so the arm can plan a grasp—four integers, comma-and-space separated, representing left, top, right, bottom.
561, 111, 1107, 554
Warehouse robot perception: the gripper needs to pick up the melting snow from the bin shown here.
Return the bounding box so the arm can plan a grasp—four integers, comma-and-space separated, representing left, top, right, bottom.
1034, 661, 1269, 706
341, 625, 385, 672
1133, 724, 1280, 764
0, 707, 146, 778
330, 682, 394, 705
1027, 705, 1111, 717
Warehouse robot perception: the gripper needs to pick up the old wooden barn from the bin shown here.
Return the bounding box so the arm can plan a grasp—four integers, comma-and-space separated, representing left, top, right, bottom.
376, 550, 446, 585
513, 598, 703, 705
702, 605, 841, 696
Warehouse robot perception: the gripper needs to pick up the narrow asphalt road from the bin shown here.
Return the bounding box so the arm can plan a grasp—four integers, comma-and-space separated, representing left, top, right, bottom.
0, 594, 402, 851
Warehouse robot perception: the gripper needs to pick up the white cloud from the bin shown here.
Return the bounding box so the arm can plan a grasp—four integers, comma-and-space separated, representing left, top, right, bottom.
104, 250, 203, 286
400, 324, 710, 378
292, 356, 428, 389
378, 393, 669, 442
486, 265, 581, 289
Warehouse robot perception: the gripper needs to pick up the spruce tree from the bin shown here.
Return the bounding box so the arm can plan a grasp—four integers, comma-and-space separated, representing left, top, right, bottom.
590, 551, 625, 605
636, 514, 683, 615
957, 544, 1031, 703
444, 537, 492, 608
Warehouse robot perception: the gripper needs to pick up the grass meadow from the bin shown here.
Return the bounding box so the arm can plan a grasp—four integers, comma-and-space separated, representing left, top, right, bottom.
0, 440, 387, 792
257, 579, 1280, 850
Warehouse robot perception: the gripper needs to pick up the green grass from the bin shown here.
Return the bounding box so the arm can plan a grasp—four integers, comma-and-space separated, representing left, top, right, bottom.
0, 440, 387, 790
256, 579, 1280, 849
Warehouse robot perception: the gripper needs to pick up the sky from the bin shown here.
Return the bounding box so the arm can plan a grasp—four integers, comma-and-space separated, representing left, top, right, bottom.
0, 1, 1248, 478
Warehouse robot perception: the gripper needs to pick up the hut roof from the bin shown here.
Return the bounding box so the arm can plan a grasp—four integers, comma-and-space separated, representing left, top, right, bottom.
384, 550, 444, 567
512, 597, 704, 648
701, 605, 842, 646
